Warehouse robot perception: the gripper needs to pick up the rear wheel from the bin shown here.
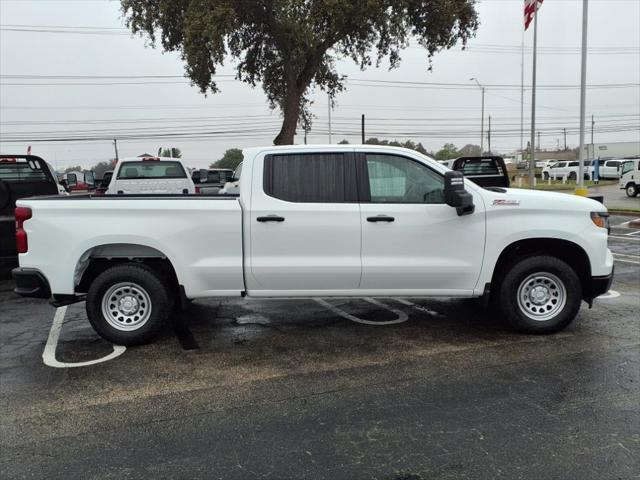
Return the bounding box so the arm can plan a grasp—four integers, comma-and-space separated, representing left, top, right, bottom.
542, 172, 549, 180
626, 184, 638, 198
495, 255, 582, 334
569, 172, 577, 181
86, 263, 171, 345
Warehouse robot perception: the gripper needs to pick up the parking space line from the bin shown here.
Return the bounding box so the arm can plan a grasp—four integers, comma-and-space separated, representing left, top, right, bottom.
315, 298, 408, 325
393, 298, 442, 316
609, 235, 640, 242
597, 290, 620, 300
43, 306, 126, 368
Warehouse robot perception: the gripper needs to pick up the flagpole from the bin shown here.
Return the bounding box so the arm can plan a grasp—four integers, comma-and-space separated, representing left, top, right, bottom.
528, 2, 538, 189
576, 0, 589, 195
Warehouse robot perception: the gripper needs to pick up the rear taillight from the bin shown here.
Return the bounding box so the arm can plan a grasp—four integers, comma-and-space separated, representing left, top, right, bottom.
195, 186, 201, 194
15, 207, 32, 254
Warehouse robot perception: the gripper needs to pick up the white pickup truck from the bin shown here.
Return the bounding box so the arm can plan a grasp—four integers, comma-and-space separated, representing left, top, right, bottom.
13, 145, 613, 345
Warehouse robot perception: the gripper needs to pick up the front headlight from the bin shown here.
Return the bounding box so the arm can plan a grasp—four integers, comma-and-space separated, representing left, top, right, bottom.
591, 212, 610, 232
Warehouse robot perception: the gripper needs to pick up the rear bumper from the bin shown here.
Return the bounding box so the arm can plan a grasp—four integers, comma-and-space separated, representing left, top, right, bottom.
12, 267, 51, 299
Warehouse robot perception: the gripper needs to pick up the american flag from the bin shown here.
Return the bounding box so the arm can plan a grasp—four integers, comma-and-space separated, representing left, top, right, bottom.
525, 0, 544, 31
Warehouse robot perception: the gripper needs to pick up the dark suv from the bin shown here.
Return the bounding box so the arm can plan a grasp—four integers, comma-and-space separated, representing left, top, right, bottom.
0, 155, 60, 274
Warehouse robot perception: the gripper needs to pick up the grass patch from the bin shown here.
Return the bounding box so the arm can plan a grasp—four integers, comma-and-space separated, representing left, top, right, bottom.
511, 179, 617, 191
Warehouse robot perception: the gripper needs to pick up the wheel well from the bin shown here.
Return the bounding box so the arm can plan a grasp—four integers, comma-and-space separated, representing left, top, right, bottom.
75, 244, 179, 295
491, 238, 591, 294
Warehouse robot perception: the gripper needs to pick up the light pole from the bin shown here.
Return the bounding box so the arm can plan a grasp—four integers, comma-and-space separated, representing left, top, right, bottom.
470, 78, 485, 154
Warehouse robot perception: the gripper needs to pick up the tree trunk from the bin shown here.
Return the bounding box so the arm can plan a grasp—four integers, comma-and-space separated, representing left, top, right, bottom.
273, 86, 301, 145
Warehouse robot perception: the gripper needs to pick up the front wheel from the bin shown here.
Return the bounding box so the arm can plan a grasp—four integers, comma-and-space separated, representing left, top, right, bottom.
626, 184, 638, 198
86, 263, 172, 345
542, 172, 549, 180
495, 255, 582, 334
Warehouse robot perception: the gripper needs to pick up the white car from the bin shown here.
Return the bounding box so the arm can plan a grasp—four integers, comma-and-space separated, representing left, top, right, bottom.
619, 159, 640, 197
106, 156, 195, 195
13, 145, 613, 345
595, 159, 624, 180
542, 160, 593, 181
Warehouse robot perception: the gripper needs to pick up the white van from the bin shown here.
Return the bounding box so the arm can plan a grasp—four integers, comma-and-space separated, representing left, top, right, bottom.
106, 156, 195, 195
619, 159, 640, 197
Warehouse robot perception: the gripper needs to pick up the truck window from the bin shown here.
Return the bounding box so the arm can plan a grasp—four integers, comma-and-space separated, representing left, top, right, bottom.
458, 159, 502, 176
365, 154, 444, 204
117, 161, 187, 179
0, 160, 50, 183
264, 153, 354, 203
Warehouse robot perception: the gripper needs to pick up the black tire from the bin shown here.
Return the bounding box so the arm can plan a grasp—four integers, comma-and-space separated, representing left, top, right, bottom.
542, 172, 549, 180
569, 172, 577, 181
495, 255, 582, 334
86, 263, 171, 345
626, 184, 638, 198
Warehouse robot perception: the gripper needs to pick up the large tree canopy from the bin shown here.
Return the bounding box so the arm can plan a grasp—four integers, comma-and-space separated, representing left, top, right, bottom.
122, 0, 478, 145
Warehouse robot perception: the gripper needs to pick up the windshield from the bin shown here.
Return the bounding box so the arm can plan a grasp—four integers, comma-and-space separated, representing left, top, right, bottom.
117, 161, 187, 179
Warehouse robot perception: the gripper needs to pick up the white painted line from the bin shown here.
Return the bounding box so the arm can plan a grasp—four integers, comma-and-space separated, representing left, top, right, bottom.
315, 298, 408, 325
597, 290, 620, 300
609, 235, 640, 242
394, 298, 442, 316
627, 230, 640, 236
43, 306, 126, 368
613, 258, 640, 265
613, 253, 640, 259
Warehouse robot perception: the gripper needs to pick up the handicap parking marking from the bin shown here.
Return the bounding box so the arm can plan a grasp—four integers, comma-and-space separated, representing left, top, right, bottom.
42, 306, 126, 368
597, 290, 621, 300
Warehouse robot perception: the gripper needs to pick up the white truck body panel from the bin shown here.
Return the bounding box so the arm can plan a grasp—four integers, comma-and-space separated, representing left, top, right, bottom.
17, 145, 612, 302
106, 157, 195, 195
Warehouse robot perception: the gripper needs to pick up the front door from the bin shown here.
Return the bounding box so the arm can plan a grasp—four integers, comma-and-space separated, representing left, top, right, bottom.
358, 152, 485, 294
247, 150, 362, 294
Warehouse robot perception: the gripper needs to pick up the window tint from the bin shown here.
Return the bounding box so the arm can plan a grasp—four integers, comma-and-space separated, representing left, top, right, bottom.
264, 153, 354, 203
365, 154, 444, 204
569, 162, 579, 167
0, 161, 49, 183
117, 161, 186, 179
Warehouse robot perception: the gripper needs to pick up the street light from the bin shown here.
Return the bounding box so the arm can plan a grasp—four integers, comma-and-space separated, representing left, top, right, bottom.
470, 78, 485, 154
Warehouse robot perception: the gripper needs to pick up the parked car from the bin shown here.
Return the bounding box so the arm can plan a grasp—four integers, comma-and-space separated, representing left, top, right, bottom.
452, 156, 510, 188
536, 159, 558, 169
106, 156, 195, 195
191, 168, 234, 194
93, 171, 113, 196
13, 145, 613, 345
542, 161, 593, 181
0, 155, 63, 272
619, 159, 640, 197
594, 159, 624, 180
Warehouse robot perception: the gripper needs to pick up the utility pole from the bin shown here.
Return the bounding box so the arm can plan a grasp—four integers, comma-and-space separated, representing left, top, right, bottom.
576, 0, 589, 195
327, 95, 332, 144
520, 27, 525, 160
470, 78, 485, 153
537, 131, 541, 151
113, 138, 119, 161
487, 115, 491, 154
304, 127, 308, 145
557, 138, 560, 151
528, 1, 539, 189
590, 114, 595, 160
564, 128, 567, 151
361, 114, 365, 144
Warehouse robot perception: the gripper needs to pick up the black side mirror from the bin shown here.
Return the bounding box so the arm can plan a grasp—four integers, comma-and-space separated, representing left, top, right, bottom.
444, 171, 474, 216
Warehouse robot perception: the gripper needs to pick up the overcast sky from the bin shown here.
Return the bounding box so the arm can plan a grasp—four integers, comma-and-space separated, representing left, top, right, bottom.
1, 0, 639, 170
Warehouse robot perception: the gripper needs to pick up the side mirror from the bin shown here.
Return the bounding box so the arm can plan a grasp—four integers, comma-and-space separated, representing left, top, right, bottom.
444, 171, 474, 216
85, 170, 95, 186
66, 173, 77, 188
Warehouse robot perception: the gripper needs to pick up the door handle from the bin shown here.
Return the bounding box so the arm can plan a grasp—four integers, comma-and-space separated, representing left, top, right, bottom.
257, 215, 285, 223
367, 215, 395, 223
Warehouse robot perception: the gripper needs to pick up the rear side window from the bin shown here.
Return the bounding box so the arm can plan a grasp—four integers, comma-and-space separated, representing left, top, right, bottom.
117, 161, 186, 179
263, 153, 356, 203
0, 160, 49, 183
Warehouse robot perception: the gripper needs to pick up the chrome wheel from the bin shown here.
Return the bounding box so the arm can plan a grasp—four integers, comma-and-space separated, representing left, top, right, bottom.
517, 272, 566, 321
101, 282, 152, 331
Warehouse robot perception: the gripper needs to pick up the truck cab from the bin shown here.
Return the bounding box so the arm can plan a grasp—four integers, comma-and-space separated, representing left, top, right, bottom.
107, 156, 195, 195
619, 159, 640, 197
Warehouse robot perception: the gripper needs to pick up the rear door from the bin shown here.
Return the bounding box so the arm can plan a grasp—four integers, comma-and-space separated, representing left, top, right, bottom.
247, 150, 362, 293
358, 151, 485, 294
0, 156, 59, 264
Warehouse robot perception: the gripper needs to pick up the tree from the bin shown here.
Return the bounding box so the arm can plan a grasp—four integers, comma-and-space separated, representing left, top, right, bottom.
62, 165, 82, 173
211, 148, 244, 170
363, 137, 428, 154
159, 148, 182, 158
435, 143, 459, 160
458, 144, 481, 156
122, 1, 478, 145
91, 160, 117, 179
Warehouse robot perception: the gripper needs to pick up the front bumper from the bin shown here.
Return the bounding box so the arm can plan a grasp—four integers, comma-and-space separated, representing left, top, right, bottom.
12, 268, 51, 299
586, 266, 614, 302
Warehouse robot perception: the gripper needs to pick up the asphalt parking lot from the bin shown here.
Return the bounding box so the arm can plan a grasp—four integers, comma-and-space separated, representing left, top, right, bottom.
1, 216, 639, 480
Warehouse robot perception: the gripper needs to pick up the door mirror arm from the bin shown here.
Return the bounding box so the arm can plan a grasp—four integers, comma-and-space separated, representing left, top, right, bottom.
444, 171, 475, 216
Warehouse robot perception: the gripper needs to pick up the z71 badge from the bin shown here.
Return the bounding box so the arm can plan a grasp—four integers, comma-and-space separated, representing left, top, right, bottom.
493, 199, 520, 206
